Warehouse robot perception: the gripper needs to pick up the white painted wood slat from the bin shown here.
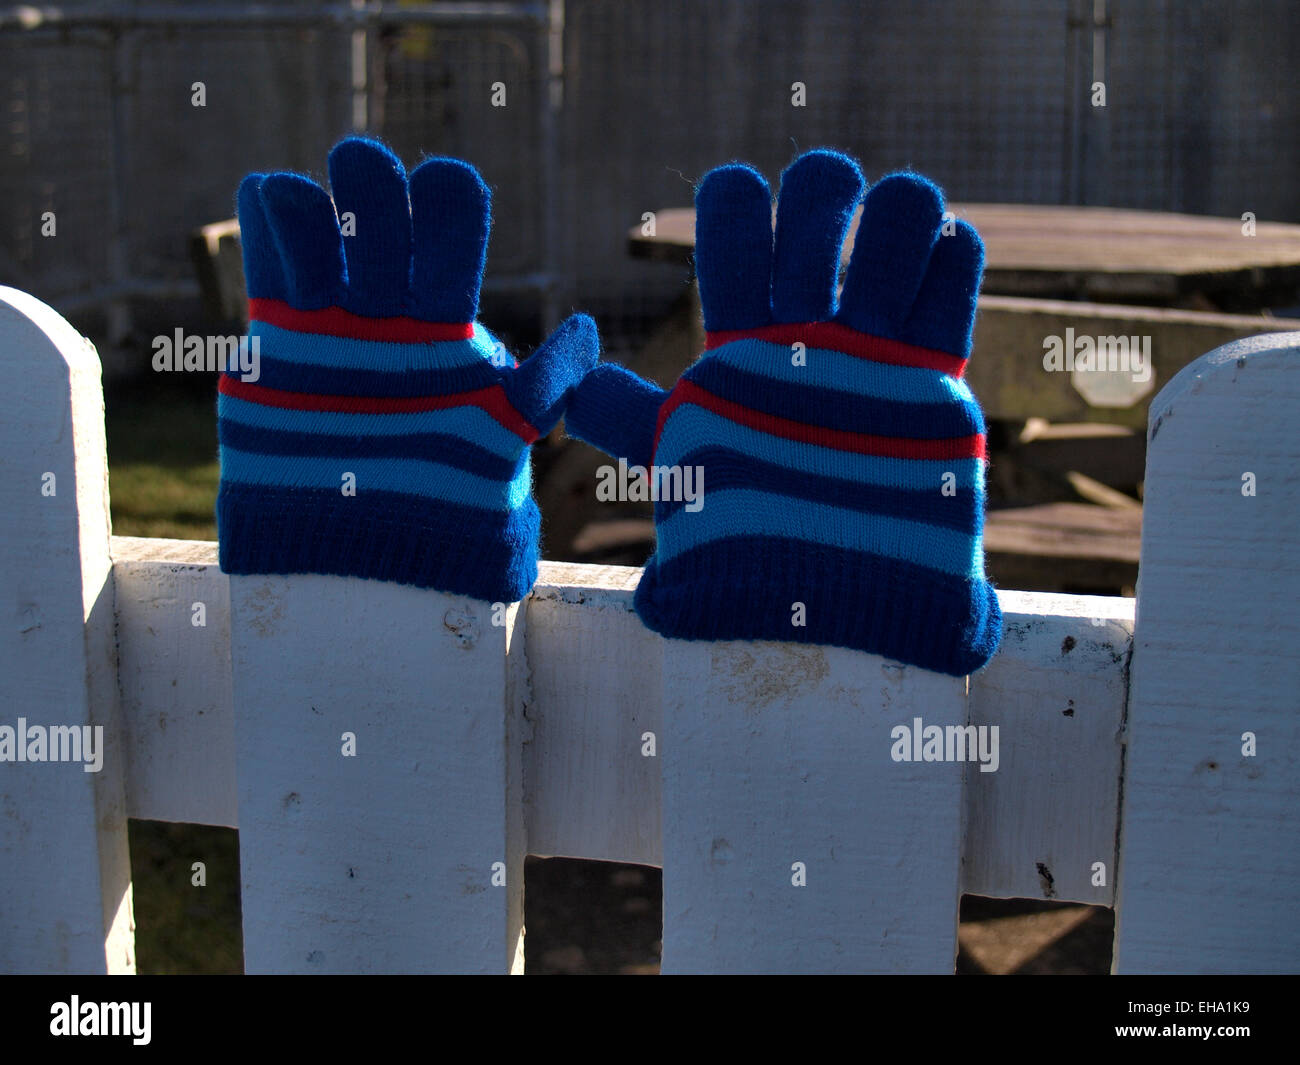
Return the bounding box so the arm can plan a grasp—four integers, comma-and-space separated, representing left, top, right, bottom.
1115, 332, 1300, 973
522, 563, 662, 865
113, 537, 236, 828
966, 590, 1133, 906
229, 576, 525, 973
0, 288, 133, 974
662, 641, 966, 973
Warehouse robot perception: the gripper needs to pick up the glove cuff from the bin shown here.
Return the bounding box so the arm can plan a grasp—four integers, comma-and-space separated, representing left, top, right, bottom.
634, 537, 1002, 677
218, 482, 540, 604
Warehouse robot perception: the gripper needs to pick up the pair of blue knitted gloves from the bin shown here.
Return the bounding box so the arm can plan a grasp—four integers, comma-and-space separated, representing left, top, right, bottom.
218, 137, 1001, 675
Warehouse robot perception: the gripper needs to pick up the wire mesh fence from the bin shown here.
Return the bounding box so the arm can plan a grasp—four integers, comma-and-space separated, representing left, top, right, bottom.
1, 0, 1297, 347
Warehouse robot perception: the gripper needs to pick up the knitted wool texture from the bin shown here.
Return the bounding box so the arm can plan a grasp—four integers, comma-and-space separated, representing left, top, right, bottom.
217, 137, 598, 602
565, 149, 1002, 676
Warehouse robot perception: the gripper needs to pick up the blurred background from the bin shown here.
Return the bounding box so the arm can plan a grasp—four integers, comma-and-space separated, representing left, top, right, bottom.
5, 0, 1299, 343
3, 0, 1297, 973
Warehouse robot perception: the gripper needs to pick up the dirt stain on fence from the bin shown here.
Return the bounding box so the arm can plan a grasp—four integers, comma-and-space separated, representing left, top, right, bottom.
243, 581, 285, 637
712, 644, 829, 712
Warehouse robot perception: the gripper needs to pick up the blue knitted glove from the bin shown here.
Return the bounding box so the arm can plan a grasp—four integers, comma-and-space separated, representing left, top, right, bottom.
566, 149, 1001, 675
217, 136, 598, 603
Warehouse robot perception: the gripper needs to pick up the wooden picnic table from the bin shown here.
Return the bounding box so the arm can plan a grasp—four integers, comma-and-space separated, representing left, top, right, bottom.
630, 203, 1300, 310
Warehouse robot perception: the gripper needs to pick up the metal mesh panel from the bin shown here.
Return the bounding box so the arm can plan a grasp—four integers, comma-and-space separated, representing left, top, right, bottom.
0, 1, 550, 321
373, 22, 546, 277
0, 0, 1297, 337
1100, 0, 1300, 220
556, 0, 1073, 339
0, 37, 116, 300
124, 26, 353, 281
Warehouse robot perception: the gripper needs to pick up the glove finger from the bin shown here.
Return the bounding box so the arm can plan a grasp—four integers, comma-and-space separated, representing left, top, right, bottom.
564, 361, 665, 471
899, 218, 983, 357
501, 312, 601, 436
258, 172, 347, 310
237, 174, 289, 302
409, 157, 490, 325
770, 149, 864, 324
694, 163, 773, 332
328, 137, 412, 318
534, 311, 600, 367
837, 172, 944, 338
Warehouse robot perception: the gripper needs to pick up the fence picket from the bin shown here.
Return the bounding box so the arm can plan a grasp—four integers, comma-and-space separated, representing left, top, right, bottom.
1114, 332, 1300, 973
661, 640, 966, 973
0, 288, 133, 974
229, 576, 526, 973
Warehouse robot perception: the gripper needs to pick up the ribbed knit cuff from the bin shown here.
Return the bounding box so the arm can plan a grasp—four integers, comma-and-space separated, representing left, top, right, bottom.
217, 482, 540, 604
634, 536, 1002, 677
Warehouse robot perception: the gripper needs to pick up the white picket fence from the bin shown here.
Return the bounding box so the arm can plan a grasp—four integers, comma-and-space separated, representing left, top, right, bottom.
1, 285, 1297, 974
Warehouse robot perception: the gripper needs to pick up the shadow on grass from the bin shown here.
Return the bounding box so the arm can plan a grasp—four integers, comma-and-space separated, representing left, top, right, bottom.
126, 828, 1113, 975
128, 820, 243, 975
106, 373, 220, 539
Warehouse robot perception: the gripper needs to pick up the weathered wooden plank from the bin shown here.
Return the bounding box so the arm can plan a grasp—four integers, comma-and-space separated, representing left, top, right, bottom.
111, 537, 236, 828
986, 503, 1143, 561
661, 641, 966, 973
630, 204, 1300, 304
189, 218, 245, 323
966, 590, 1132, 905
984, 502, 1142, 592
229, 575, 525, 974
1065, 472, 1143, 512
1011, 420, 1146, 489
1114, 332, 1300, 974
523, 563, 662, 865
967, 296, 1300, 429
0, 287, 134, 974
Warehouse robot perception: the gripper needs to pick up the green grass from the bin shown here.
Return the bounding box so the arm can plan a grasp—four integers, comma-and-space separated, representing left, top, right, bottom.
128, 821, 243, 975
105, 380, 220, 541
